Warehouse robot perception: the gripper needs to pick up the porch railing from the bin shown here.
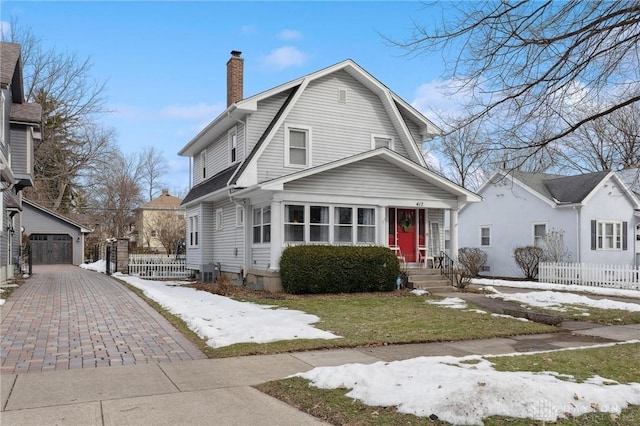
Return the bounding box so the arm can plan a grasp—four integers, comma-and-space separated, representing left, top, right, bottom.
440, 251, 455, 285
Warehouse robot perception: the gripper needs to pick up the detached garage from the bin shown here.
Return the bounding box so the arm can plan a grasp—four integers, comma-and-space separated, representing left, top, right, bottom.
22, 199, 91, 265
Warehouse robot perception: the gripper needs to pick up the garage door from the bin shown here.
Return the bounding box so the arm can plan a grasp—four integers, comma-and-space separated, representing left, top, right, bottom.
30, 234, 73, 264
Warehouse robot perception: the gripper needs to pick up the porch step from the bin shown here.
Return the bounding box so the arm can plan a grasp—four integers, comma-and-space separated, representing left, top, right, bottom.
406, 269, 455, 294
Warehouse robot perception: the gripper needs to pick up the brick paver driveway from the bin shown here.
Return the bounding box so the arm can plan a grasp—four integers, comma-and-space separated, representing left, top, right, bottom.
1, 265, 206, 374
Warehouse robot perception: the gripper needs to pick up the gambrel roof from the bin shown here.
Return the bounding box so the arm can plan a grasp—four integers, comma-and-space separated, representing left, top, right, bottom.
178, 59, 442, 167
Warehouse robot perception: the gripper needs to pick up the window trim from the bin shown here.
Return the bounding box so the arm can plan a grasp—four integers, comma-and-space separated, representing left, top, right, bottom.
0, 92, 5, 145
200, 150, 207, 179
370, 134, 394, 150
236, 205, 244, 227
215, 208, 223, 231
188, 215, 199, 247
480, 226, 491, 247
284, 124, 311, 168
532, 222, 547, 247
252, 206, 271, 244
284, 204, 377, 245
228, 127, 238, 164
596, 220, 622, 250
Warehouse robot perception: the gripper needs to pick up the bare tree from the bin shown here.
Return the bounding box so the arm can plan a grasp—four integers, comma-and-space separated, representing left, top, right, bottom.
429, 119, 491, 190
3, 18, 113, 211
86, 152, 143, 238
541, 229, 572, 263
144, 211, 186, 254
553, 103, 640, 174
139, 146, 167, 201
393, 1, 640, 168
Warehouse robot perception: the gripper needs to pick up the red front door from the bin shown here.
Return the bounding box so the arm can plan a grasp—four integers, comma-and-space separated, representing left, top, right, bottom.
397, 209, 417, 262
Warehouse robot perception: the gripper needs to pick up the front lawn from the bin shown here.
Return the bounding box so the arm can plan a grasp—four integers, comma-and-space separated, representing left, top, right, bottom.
256, 343, 640, 425
204, 291, 557, 358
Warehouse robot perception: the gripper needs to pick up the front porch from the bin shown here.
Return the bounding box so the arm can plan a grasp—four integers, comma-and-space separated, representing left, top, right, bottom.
387, 207, 456, 268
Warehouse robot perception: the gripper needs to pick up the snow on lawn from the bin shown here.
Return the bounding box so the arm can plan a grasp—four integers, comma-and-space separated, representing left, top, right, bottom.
296, 343, 640, 425
487, 289, 640, 313
80, 261, 340, 348
78, 261, 640, 424
472, 278, 640, 299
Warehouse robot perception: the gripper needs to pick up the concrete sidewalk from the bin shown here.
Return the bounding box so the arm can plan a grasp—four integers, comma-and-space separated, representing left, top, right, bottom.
2, 321, 639, 426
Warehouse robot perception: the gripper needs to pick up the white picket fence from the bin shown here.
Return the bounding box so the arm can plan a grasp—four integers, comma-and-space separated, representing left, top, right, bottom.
539, 262, 640, 291
128, 254, 189, 279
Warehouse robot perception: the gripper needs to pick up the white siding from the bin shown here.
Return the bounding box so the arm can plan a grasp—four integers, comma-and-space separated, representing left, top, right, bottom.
580, 178, 636, 265
185, 206, 202, 269
459, 177, 577, 278
284, 157, 455, 203
201, 202, 215, 264
247, 92, 290, 154
257, 71, 412, 182
211, 199, 245, 272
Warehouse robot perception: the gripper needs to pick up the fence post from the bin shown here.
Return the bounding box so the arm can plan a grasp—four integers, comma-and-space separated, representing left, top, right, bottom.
106, 245, 111, 275
28, 245, 33, 276
117, 238, 129, 274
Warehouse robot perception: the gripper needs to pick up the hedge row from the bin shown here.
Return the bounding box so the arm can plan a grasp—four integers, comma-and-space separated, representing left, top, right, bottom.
279, 245, 399, 294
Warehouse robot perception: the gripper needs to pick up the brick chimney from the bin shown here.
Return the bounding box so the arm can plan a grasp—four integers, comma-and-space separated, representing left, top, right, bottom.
227, 50, 244, 106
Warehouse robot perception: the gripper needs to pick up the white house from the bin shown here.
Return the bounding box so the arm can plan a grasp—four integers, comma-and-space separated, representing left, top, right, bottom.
178, 51, 480, 290
459, 170, 640, 278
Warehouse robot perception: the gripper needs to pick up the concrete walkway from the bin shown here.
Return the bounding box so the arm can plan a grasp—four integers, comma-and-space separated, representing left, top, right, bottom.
1, 267, 639, 425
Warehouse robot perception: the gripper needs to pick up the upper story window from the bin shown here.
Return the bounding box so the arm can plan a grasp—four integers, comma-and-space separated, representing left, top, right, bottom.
285, 125, 311, 167
533, 223, 547, 247
480, 226, 491, 247
229, 128, 238, 164
201, 151, 207, 179
0, 92, 5, 145
371, 134, 394, 150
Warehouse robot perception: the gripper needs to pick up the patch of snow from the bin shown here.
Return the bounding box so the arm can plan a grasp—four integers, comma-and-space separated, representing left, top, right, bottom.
489, 290, 640, 312
295, 344, 640, 425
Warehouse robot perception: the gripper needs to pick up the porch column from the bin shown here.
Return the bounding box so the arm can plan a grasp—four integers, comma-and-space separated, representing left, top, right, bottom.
449, 208, 459, 262
269, 200, 282, 270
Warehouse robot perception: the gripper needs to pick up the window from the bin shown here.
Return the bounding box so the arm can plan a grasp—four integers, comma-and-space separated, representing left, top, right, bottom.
285, 125, 310, 167
229, 128, 238, 164
309, 206, 329, 242
334, 207, 353, 243
285, 205, 305, 242
597, 221, 623, 250
480, 226, 491, 247
236, 206, 244, 227
0, 92, 5, 145
252, 206, 271, 243
150, 230, 157, 238
189, 215, 199, 246
357, 208, 375, 243
371, 134, 393, 150
215, 208, 223, 231
201, 151, 207, 179
533, 223, 547, 247
338, 88, 347, 103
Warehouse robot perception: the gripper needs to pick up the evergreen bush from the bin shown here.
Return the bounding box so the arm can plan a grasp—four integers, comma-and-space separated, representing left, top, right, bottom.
279, 245, 399, 294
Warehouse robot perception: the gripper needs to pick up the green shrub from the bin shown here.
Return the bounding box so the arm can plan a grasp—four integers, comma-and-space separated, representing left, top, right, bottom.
279, 245, 399, 294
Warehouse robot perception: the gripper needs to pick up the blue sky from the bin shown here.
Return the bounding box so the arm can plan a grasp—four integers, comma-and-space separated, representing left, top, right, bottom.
2, 1, 457, 196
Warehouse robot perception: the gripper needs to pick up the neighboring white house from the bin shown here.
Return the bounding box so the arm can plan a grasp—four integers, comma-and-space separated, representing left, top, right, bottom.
459, 169, 640, 278
178, 51, 481, 290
